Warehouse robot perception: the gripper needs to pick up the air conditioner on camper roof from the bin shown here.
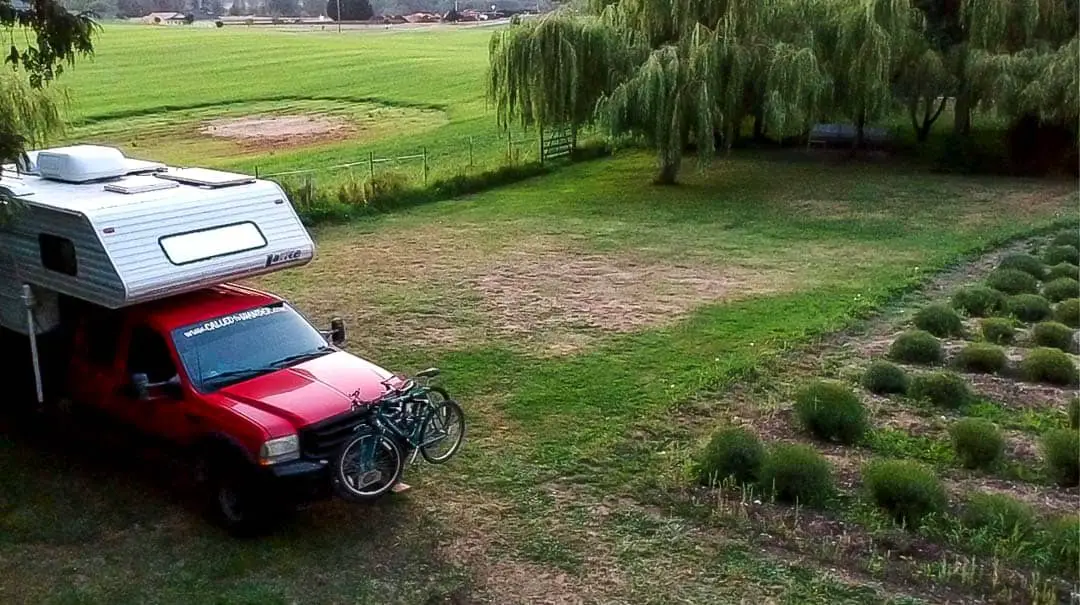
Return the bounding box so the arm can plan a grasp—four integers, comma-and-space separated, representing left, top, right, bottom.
36, 145, 165, 183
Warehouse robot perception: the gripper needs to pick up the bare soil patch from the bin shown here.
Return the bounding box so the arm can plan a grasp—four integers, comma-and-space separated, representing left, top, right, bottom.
472, 251, 785, 347
201, 114, 354, 151
261, 223, 798, 356
958, 187, 1078, 229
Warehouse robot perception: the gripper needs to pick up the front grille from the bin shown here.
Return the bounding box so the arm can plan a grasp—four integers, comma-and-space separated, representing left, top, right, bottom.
299, 408, 369, 461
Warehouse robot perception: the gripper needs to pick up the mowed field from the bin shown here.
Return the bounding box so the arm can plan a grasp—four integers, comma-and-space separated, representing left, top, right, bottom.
57, 24, 515, 181
2, 23, 1079, 605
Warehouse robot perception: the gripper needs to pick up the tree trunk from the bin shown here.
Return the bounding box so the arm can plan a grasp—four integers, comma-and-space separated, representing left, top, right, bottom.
752, 111, 765, 142
851, 111, 866, 156
916, 122, 932, 143
953, 91, 971, 137
911, 95, 948, 143
655, 158, 680, 185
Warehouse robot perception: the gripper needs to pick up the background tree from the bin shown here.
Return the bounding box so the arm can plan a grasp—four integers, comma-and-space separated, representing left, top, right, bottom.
911, 0, 1076, 137
820, 0, 919, 149
325, 0, 373, 20
487, 14, 633, 139
894, 32, 954, 142
489, 1, 829, 184
0, 0, 97, 220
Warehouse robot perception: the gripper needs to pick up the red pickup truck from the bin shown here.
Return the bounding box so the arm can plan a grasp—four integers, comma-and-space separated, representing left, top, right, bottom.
0, 146, 462, 534
50, 283, 406, 533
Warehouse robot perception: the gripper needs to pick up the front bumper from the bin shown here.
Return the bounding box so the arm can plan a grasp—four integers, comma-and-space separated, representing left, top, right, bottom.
262, 458, 334, 503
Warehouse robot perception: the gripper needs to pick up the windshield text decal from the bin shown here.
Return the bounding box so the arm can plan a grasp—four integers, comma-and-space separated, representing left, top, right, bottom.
182, 305, 285, 338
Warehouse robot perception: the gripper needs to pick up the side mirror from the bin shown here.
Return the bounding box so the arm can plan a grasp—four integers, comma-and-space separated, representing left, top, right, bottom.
329, 317, 346, 346
131, 373, 150, 401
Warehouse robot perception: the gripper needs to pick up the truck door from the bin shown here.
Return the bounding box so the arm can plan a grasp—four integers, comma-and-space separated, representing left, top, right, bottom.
68, 308, 125, 409
115, 324, 198, 444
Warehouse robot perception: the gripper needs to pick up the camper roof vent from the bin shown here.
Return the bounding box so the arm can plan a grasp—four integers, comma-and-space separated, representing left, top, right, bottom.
35, 145, 166, 183
155, 167, 255, 188
104, 175, 181, 195
37, 145, 132, 183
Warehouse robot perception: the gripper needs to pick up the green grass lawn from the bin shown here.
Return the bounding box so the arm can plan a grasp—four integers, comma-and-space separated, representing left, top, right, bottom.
3, 149, 1074, 604
56, 24, 529, 184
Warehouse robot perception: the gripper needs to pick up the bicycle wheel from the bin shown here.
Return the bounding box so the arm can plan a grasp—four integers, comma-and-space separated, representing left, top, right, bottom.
425, 386, 451, 404
419, 399, 465, 464
333, 431, 404, 501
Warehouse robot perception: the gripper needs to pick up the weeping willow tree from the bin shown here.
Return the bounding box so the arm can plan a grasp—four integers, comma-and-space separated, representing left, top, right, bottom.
489, 1, 830, 184
487, 14, 638, 137
487, 0, 1075, 181
895, 37, 955, 141
820, 0, 920, 148
0, 75, 65, 165
946, 0, 1075, 135
0, 0, 96, 224
1014, 36, 1079, 128
0, 74, 66, 221
600, 33, 717, 184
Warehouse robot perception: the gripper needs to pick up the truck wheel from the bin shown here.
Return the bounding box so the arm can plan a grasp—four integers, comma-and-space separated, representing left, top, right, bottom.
198, 455, 278, 537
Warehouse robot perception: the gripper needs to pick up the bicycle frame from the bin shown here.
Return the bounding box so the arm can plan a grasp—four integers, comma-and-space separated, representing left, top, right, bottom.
350, 376, 449, 453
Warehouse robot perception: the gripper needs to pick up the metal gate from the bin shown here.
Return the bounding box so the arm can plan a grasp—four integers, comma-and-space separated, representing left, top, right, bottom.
539, 127, 576, 163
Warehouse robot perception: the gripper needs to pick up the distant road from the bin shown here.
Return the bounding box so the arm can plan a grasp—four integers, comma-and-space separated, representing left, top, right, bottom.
210, 15, 532, 32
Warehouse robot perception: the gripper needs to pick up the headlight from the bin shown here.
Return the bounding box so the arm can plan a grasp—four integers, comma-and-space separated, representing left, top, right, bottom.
259, 434, 300, 465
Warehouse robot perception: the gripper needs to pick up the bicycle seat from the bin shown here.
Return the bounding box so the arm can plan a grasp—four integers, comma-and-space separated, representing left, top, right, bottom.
415, 367, 440, 379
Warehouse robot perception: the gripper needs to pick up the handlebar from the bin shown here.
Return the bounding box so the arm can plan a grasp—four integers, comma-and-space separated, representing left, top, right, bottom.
349, 368, 439, 409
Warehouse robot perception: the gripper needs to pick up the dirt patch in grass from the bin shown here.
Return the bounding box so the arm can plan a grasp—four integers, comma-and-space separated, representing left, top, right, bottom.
260, 223, 799, 356
68, 99, 447, 164
958, 187, 1078, 229
472, 251, 787, 349
201, 114, 354, 151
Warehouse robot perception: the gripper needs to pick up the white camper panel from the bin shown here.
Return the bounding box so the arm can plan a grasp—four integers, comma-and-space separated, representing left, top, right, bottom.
90, 181, 313, 304
0, 147, 314, 329
0, 204, 123, 333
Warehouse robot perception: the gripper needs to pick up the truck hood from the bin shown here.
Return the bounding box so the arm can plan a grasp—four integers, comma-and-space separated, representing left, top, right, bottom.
218, 351, 397, 427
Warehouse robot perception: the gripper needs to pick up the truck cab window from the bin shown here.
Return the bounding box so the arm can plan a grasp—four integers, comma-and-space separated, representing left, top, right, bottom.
127, 326, 176, 384
39, 234, 78, 276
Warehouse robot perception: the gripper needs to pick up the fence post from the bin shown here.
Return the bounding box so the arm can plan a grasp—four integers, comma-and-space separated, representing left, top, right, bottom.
422, 147, 428, 186
254, 166, 259, 179
506, 130, 512, 164
368, 151, 375, 182
468, 137, 474, 168
538, 128, 544, 164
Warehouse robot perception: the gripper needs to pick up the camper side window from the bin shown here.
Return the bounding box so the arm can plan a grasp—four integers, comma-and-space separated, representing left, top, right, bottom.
39, 234, 77, 276
127, 326, 177, 385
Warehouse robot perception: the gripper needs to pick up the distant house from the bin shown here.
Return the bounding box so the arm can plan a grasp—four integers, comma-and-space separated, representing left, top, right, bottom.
142, 12, 188, 25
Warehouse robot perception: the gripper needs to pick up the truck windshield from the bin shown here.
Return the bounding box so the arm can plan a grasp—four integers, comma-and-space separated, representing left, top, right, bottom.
172, 302, 333, 392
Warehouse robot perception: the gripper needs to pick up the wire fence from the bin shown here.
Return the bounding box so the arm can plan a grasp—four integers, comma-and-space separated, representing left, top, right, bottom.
256, 129, 548, 189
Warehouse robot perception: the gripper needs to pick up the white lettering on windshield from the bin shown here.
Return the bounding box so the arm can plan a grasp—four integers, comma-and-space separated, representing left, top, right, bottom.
182, 305, 286, 338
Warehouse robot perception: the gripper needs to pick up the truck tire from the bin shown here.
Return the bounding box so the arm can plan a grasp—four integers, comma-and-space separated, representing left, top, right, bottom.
195, 451, 279, 537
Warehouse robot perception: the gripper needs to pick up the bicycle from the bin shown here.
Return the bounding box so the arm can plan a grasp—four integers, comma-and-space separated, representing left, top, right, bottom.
332, 367, 465, 501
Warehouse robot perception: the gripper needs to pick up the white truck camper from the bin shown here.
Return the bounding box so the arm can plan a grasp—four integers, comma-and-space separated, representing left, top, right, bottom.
0, 145, 315, 402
